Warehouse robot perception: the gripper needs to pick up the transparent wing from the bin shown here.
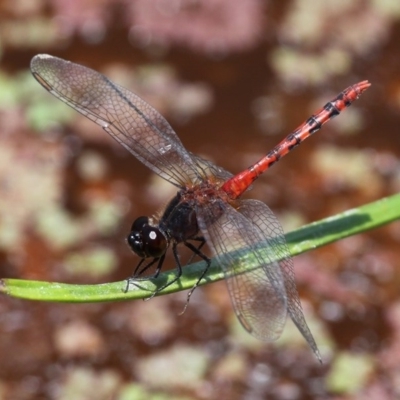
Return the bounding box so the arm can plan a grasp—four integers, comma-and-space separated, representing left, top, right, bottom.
189, 153, 233, 182
238, 199, 320, 360
196, 198, 287, 341
30, 54, 202, 187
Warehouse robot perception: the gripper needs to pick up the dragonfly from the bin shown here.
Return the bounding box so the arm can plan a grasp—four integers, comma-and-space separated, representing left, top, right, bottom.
31, 54, 370, 362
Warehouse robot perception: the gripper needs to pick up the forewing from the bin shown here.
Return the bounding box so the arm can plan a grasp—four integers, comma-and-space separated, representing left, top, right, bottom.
190, 153, 233, 182
196, 198, 287, 341
239, 199, 321, 360
30, 54, 201, 187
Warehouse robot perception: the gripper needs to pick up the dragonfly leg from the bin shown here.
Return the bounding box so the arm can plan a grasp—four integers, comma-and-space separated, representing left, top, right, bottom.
124, 258, 144, 292
179, 241, 211, 315
186, 236, 206, 265
144, 243, 183, 300
124, 255, 164, 293
137, 255, 165, 279
126, 239, 210, 305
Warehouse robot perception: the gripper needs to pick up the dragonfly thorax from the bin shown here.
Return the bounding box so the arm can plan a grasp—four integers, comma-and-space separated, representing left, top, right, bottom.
127, 216, 168, 259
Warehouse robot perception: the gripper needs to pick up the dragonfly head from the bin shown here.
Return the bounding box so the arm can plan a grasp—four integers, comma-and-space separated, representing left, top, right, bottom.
127, 216, 168, 259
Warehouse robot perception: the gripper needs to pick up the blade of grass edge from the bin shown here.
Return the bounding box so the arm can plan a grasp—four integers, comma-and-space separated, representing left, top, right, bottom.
2, 193, 400, 302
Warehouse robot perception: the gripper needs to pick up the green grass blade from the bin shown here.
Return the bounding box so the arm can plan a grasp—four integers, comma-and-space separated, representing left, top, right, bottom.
2, 193, 400, 302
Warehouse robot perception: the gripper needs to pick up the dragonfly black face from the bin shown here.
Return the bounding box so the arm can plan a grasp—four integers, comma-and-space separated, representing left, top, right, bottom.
127, 216, 168, 259
126, 194, 206, 286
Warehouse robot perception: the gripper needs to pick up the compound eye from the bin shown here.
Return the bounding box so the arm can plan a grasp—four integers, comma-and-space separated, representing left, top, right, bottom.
131, 216, 149, 232
142, 226, 167, 258
126, 231, 146, 258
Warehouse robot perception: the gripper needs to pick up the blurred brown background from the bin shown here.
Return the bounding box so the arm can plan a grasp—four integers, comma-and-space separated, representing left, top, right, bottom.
1, 1, 400, 399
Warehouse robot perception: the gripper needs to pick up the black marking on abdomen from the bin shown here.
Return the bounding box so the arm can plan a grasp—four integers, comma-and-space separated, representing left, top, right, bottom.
287, 132, 302, 150
324, 101, 340, 117
266, 148, 281, 163
306, 116, 321, 134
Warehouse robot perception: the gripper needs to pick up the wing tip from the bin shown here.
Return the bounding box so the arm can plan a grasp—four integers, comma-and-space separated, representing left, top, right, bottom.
30, 54, 61, 73
30, 54, 51, 71
34, 53, 53, 60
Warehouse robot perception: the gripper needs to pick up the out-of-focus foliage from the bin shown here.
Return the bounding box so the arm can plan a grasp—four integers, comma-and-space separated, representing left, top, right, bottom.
1, 0, 400, 399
